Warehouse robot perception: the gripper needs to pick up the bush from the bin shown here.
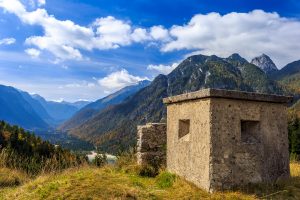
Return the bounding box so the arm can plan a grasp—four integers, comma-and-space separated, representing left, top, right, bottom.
138, 165, 158, 177
93, 154, 107, 167
156, 171, 176, 188
288, 111, 300, 157
115, 148, 138, 173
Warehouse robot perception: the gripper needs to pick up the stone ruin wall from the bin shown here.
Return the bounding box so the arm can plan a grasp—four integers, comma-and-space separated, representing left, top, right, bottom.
136, 123, 167, 167
209, 98, 290, 191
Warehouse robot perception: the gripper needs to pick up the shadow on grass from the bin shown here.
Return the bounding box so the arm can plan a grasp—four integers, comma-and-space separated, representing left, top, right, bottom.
230, 176, 300, 199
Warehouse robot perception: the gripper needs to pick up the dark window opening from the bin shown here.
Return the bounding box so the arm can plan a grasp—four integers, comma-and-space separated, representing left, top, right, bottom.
241, 120, 260, 144
179, 119, 190, 139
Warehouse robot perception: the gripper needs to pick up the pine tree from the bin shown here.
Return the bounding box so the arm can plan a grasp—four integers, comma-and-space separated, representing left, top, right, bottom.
288, 113, 300, 157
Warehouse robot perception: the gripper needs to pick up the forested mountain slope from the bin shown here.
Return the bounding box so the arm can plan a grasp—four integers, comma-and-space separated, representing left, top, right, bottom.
68, 54, 284, 153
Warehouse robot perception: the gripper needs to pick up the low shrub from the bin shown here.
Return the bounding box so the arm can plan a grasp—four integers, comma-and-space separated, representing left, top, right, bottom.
93, 154, 107, 167
156, 171, 176, 188
115, 148, 139, 173
138, 165, 158, 177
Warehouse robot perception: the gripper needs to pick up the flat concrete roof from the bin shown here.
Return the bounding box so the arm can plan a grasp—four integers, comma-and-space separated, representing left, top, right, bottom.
163, 89, 293, 104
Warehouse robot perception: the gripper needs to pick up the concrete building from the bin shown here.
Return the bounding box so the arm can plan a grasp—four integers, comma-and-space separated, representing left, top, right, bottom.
163, 89, 292, 192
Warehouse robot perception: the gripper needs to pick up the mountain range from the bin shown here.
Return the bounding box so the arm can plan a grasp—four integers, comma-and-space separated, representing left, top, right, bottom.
1, 53, 300, 153
0, 86, 90, 130
65, 53, 293, 153
0, 80, 151, 131
59, 80, 151, 132
251, 54, 300, 94
31, 94, 89, 126
0, 85, 49, 130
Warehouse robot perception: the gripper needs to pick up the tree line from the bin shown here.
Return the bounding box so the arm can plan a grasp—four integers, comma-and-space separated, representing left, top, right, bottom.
0, 121, 86, 175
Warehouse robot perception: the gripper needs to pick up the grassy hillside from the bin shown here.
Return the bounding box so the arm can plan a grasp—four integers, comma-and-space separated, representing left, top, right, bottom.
1, 162, 300, 200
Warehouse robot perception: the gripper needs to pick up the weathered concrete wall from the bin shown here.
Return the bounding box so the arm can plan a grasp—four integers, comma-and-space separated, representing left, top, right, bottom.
163, 89, 291, 192
209, 98, 290, 191
137, 123, 167, 167
166, 99, 212, 191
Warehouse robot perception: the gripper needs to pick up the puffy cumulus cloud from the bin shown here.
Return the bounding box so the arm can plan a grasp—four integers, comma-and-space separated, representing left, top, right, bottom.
162, 10, 300, 67
131, 28, 150, 42
147, 63, 178, 75
98, 69, 149, 92
37, 0, 45, 6
0, 0, 163, 61
150, 25, 170, 41
92, 16, 132, 48
25, 48, 40, 58
0, 37, 16, 45
27, 0, 45, 8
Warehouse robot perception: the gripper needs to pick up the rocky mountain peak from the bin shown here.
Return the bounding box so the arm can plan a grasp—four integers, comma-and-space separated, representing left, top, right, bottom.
251, 54, 278, 74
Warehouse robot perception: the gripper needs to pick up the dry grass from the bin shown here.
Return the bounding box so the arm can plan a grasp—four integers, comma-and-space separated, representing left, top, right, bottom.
0, 163, 300, 200
0, 168, 28, 187
0, 168, 29, 200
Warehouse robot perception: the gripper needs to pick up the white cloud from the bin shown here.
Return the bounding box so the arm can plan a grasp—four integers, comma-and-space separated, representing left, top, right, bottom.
131, 28, 150, 42
59, 81, 96, 89
0, 37, 16, 45
52, 97, 64, 103
161, 10, 300, 67
98, 69, 149, 92
147, 63, 178, 75
26, 0, 46, 8
150, 25, 170, 41
2, 1, 300, 67
37, 0, 45, 6
0, 0, 154, 61
25, 48, 40, 58
92, 16, 132, 48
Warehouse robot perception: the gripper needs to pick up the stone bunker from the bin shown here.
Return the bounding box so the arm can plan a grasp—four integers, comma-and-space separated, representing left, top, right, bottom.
137, 88, 292, 192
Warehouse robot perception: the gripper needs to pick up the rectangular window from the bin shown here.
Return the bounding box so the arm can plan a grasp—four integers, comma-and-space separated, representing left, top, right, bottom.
241, 120, 260, 144
178, 119, 190, 139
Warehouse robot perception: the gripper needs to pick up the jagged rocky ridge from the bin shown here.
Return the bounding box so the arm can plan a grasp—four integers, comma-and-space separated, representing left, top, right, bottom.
67, 54, 284, 153
251, 54, 278, 74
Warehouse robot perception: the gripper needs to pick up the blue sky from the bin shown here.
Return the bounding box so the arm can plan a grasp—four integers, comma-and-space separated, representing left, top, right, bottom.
0, 0, 300, 102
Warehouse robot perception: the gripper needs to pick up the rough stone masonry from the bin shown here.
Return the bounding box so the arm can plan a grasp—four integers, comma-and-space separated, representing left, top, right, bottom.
163, 88, 292, 192
137, 123, 167, 168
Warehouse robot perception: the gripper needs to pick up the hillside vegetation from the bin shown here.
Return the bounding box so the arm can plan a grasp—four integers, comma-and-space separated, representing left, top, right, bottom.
0, 121, 85, 175
272, 60, 300, 93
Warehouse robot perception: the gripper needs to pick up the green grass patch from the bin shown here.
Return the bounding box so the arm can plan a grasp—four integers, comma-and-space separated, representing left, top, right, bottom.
156, 171, 176, 189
